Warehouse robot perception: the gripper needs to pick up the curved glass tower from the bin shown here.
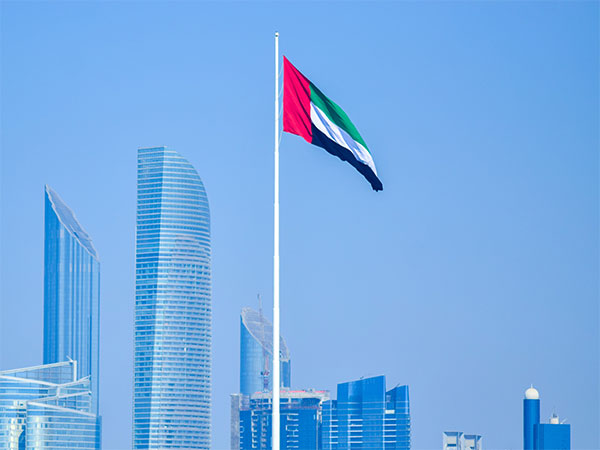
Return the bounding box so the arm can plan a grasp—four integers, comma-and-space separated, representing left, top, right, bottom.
321, 375, 411, 450
240, 307, 290, 396
133, 147, 211, 449
43, 185, 100, 417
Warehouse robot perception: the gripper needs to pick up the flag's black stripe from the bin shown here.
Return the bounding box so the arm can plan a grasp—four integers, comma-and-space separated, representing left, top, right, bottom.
310, 125, 383, 191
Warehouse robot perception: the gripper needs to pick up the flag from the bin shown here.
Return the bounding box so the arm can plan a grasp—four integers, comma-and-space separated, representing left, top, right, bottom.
282, 56, 383, 191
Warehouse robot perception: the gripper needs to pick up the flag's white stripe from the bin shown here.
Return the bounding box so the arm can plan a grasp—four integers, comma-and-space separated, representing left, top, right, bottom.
310, 103, 378, 176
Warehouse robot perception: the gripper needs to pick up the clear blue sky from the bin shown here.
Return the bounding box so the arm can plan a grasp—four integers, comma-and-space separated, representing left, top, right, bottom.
1, 2, 598, 449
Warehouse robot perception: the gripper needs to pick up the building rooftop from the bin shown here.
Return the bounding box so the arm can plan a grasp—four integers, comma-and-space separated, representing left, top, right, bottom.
241, 307, 290, 360
45, 185, 98, 260
525, 386, 540, 400
251, 389, 329, 400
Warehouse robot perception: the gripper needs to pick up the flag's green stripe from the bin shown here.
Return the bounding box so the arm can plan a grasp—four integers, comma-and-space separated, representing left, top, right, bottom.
309, 82, 369, 152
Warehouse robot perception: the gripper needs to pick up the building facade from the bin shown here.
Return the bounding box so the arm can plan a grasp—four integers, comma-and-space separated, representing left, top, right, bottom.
321, 375, 411, 450
240, 307, 291, 396
534, 418, 570, 450
43, 185, 100, 416
462, 435, 482, 450
231, 394, 247, 450
443, 432, 463, 450
0, 361, 101, 450
239, 390, 328, 450
133, 147, 212, 449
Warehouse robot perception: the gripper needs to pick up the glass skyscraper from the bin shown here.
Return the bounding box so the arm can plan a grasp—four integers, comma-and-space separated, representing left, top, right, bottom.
0, 187, 100, 447
240, 307, 291, 396
232, 307, 291, 449
239, 390, 329, 450
44, 185, 100, 416
0, 360, 101, 450
321, 375, 411, 450
133, 147, 211, 449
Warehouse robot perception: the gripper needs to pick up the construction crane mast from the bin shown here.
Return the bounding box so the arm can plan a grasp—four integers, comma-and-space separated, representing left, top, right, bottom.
258, 294, 271, 391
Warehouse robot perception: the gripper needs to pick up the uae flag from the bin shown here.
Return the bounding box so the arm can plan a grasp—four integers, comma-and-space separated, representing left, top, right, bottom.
283, 56, 383, 191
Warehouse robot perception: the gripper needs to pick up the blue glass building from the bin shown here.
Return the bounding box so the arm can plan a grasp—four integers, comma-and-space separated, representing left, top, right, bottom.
240, 307, 291, 396
0, 361, 101, 449
321, 375, 411, 450
534, 419, 570, 450
523, 386, 570, 450
239, 390, 329, 450
386, 385, 411, 450
133, 147, 211, 449
44, 185, 100, 417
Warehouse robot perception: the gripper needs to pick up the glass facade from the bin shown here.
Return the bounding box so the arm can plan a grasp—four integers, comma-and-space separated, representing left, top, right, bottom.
133, 147, 211, 449
386, 385, 411, 450
231, 394, 248, 450
240, 307, 291, 396
43, 185, 100, 417
0, 361, 101, 449
321, 375, 411, 450
320, 399, 337, 450
239, 390, 329, 450
534, 423, 570, 450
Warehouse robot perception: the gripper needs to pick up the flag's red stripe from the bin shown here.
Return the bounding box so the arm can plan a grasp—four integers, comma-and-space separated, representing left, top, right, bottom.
283, 56, 312, 143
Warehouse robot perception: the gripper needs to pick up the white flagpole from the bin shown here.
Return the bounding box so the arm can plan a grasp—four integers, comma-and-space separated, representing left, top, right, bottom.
272, 31, 281, 450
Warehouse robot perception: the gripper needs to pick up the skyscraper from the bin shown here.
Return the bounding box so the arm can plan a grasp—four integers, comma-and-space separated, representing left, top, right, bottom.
232, 307, 291, 449
43, 185, 100, 415
0, 186, 101, 448
133, 147, 212, 449
321, 375, 411, 450
240, 307, 291, 396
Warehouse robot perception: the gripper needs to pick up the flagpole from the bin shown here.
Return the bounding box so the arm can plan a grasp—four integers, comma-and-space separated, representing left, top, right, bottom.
272, 31, 281, 450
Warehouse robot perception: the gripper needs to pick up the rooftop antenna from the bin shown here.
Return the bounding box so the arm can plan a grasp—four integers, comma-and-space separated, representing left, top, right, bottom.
258, 293, 263, 317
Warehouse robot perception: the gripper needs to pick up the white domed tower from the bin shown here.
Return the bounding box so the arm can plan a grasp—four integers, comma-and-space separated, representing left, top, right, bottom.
525, 386, 540, 400
524, 385, 541, 450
